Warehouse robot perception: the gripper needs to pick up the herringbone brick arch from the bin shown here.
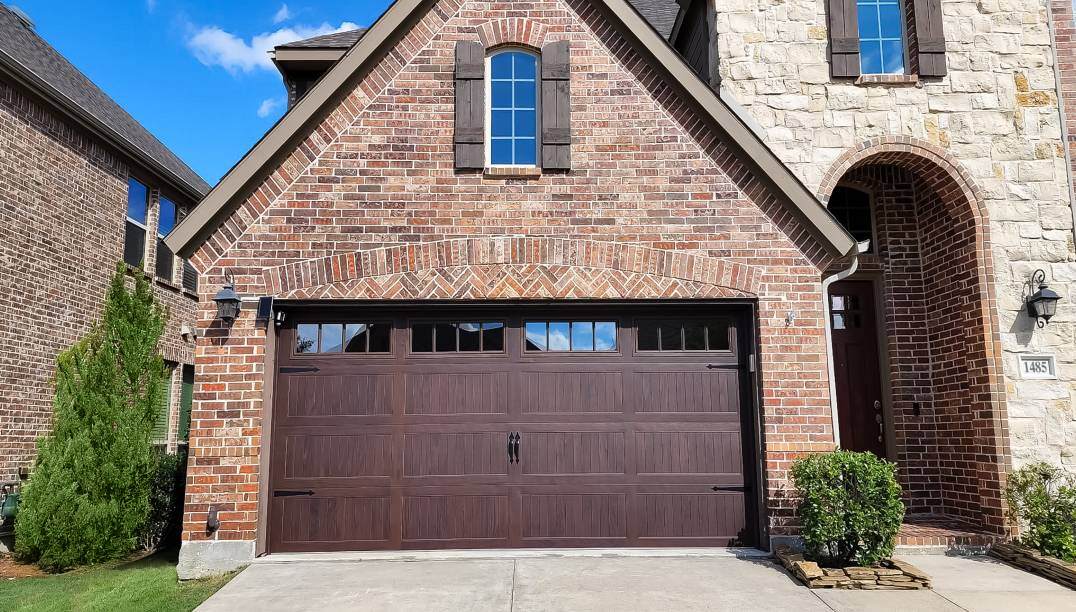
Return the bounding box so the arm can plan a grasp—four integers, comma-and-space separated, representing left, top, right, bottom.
263, 237, 763, 299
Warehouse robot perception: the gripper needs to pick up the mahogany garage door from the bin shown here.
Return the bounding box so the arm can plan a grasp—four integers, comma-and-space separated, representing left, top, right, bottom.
267, 303, 758, 552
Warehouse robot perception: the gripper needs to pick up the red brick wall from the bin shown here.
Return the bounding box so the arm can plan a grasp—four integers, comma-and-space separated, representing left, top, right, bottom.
0, 79, 198, 482
182, 0, 844, 547
1052, 0, 1076, 195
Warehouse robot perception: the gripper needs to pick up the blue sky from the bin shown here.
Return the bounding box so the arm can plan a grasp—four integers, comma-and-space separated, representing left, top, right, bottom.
12, 0, 393, 185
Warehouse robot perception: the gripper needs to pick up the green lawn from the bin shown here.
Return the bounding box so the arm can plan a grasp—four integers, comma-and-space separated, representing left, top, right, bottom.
0, 550, 234, 612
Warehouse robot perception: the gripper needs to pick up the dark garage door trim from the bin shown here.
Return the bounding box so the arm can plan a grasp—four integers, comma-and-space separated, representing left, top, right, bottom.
257, 300, 764, 554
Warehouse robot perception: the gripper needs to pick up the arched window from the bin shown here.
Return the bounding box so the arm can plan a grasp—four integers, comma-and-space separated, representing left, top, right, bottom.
488, 50, 538, 167
829, 186, 875, 252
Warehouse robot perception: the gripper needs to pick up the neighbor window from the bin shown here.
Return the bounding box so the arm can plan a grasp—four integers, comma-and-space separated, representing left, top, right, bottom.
155, 197, 177, 281
124, 178, 149, 268
488, 50, 538, 166
178, 364, 194, 443
857, 0, 905, 74
525, 321, 617, 352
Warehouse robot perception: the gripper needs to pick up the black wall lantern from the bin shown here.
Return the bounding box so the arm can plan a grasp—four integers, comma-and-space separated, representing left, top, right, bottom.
1027, 269, 1061, 328
213, 273, 242, 324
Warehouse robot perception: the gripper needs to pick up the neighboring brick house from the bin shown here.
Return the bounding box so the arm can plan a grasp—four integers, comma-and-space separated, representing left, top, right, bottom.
0, 4, 209, 483
165, 0, 1074, 577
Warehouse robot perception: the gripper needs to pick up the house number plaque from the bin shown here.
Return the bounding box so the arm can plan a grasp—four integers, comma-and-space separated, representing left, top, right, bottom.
1019, 354, 1057, 380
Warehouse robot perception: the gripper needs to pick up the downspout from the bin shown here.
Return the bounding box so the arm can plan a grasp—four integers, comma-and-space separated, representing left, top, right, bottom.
821, 240, 871, 449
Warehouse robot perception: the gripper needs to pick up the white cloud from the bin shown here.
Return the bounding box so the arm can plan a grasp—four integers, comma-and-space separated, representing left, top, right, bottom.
257, 97, 284, 118
187, 21, 360, 74
146, 0, 157, 11
273, 4, 292, 24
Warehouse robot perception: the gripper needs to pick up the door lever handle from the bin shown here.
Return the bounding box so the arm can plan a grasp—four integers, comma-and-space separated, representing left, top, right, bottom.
513, 432, 521, 464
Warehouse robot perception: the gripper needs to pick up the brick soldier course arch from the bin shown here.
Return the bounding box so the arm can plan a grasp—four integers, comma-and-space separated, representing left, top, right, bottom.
264, 237, 764, 298
820, 138, 1012, 534
477, 18, 550, 50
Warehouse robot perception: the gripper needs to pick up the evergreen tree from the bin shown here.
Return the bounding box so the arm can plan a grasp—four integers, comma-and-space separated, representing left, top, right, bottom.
15, 263, 168, 571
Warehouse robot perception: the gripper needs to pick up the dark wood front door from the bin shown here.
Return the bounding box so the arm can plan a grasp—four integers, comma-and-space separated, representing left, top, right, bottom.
829, 281, 886, 456
267, 303, 757, 553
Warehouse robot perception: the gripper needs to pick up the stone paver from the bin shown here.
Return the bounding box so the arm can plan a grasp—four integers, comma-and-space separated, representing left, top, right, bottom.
196, 552, 1076, 611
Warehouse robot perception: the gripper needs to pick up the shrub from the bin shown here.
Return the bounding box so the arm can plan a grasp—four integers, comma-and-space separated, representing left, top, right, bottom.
15, 264, 168, 571
791, 450, 905, 567
140, 449, 188, 552
1005, 462, 1076, 562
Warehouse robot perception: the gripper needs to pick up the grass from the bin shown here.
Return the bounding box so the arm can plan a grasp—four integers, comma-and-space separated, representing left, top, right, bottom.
0, 549, 235, 612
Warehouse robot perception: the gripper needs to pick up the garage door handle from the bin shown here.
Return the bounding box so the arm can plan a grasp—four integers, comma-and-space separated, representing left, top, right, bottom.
274, 490, 315, 497
507, 432, 520, 463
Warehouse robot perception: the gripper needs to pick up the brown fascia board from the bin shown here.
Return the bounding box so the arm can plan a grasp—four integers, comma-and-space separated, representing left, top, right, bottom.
0, 48, 206, 203
166, 0, 856, 258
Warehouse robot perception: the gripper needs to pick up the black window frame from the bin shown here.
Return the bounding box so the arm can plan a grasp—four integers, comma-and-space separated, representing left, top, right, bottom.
124, 178, 149, 269
409, 320, 507, 355
522, 320, 619, 353
293, 321, 394, 356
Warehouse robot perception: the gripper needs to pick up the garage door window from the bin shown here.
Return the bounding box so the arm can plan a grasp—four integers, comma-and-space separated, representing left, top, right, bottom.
295, 322, 391, 354
411, 322, 505, 353
637, 320, 731, 352
524, 321, 617, 352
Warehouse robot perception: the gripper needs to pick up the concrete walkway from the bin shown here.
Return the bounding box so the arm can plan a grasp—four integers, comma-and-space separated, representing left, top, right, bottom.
197, 551, 1076, 611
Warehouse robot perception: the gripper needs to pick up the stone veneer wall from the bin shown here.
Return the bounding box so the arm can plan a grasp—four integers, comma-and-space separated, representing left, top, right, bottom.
0, 78, 198, 482
713, 0, 1076, 470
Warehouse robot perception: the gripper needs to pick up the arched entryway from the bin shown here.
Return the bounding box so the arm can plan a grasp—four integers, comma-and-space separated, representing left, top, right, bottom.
820, 138, 1011, 535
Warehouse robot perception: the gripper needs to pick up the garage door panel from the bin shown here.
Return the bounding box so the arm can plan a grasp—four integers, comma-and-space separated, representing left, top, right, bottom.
635, 492, 747, 541
631, 370, 739, 415
519, 431, 626, 476
404, 432, 509, 477
518, 371, 623, 414
405, 371, 509, 416
283, 433, 393, 479
635, 431, 744, 477
285, 373, 394, 418
402, 495, 510, 543
520, 493, 628, 541
277, 495, 391, 545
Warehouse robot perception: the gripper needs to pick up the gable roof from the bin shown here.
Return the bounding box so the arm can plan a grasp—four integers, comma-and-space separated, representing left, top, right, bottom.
277, 28, 369, 50
166, 0, 856, 259
627, 0, 680, 38
0, 5, 209, 199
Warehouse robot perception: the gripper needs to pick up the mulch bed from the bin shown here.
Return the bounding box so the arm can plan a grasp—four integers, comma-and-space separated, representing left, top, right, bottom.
775, 546, 932, 590
990, 542, 1076, 590
0, 554, 46, 579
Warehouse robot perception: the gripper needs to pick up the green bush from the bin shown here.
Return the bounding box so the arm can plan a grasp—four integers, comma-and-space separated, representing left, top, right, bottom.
15, 264, 168, 571
1006, 462, 1076, 562
140, 449, 188, 552
791, 450, 905, 567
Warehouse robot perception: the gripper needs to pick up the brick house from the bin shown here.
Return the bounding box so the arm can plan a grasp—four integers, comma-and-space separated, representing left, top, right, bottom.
166, 0, 1075, 576
0, 4, 208, 484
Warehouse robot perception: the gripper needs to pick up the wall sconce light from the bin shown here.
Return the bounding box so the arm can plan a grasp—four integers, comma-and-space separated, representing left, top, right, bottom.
212, 273, 242, 325
1026, 269, 1062, 328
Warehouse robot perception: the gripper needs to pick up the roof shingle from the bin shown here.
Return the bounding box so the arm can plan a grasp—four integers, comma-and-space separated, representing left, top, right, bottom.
276, 0, 680, 49
0, 4, 209, 197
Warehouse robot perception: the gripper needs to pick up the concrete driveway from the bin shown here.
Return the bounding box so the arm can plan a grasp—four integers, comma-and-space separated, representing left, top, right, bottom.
196, 550, 1076, 611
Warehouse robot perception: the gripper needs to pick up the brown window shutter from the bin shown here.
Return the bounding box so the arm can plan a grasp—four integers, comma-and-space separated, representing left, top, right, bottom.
912, 0, 947, 76
541, 41, 571, 171
455, 41, 485, 169
827, 0, 861, 78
